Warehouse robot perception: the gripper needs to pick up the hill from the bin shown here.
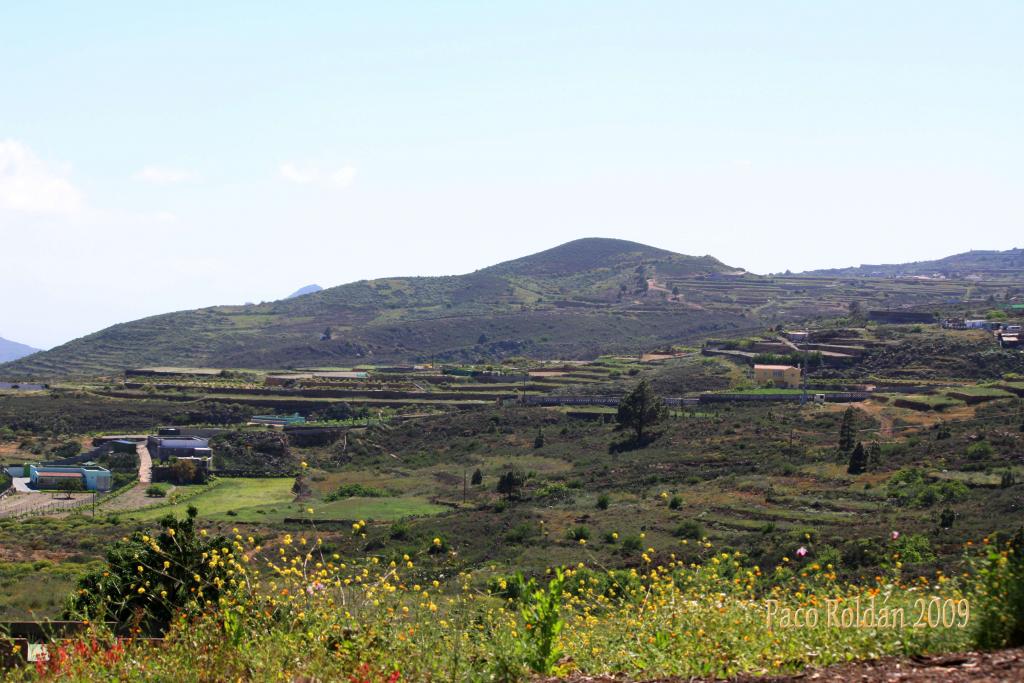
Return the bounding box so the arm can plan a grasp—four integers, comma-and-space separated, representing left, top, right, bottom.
0, 336, 41, 363
0, 239, 751, 378
799, 247, 1024, 279
4, 238, 1023, 379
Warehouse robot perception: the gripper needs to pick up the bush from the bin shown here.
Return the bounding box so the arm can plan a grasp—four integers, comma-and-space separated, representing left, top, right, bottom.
668, 495, 683, 510
966, 441, 995, 461
973, 530, 1024, 649
620, 535, 643, 553
672, 521, 703, 539
325, 483, 391, 501
565, 525, 590, 542
145, 484, 169, 498
596, 493, 610, 510
506, 522, 539, 544
66, 507, 229, 635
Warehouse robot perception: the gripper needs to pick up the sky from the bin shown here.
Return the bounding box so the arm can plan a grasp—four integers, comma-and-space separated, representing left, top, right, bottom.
1, 2, 1021, 350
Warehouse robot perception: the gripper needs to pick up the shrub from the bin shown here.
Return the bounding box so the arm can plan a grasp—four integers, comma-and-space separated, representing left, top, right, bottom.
506, 522, 538, 544
325, 483, 391, 501
673, 521, 703, 539
620, 535, 643, 553
973, 530, 1024, 649
389, 521, 411, 540
145, 484, 168, 498
596, 493, 610, 510
565, 525, 590, 542
66, 507, 229, 634
966, 441, 995, 461
668, 495, 683, 510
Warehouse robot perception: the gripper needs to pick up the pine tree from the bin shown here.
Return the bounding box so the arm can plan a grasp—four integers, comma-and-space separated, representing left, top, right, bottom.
616, 379, 668, 443
867, 441, 882, 471
471, 468, 483, 486
496, 469, 525, 500
838, 407, 856, 453
847, 441, 867, 474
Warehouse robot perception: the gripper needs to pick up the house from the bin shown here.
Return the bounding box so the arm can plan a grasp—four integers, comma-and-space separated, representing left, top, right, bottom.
147, 435, 212, 463
754, 364, 801, 389
29, 464, 111, 491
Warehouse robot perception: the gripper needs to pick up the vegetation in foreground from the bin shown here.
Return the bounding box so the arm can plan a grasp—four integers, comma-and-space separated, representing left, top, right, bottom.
3, 509, 1022, 681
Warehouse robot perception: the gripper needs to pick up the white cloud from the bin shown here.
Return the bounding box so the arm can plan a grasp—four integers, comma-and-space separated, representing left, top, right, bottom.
279, 162, 356, 189
0, 139, 84, 214
134, 165, 198, 184
329, 166, 357, 188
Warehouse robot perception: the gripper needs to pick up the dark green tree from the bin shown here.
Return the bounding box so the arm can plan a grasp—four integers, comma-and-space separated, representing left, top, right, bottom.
534, 429, 545, 449
55, 477, 84, 498
866, 441, 882, 471
939, 507, 956, 528
471, 468, 483, 486
496, 469, 526, 501
616, 379, 668, 443
847, 441, 868, 474
838, 407, 856, 453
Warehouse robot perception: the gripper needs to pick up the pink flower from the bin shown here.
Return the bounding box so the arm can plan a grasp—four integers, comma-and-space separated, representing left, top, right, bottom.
795, 546, 808, 558
891, 531, 900, 541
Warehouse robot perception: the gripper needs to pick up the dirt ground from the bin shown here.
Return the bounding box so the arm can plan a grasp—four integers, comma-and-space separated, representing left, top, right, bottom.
539, 648, 1024, 682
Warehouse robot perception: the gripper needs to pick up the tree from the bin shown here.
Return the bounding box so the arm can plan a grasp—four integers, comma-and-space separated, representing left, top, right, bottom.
471, 468, 483, 486
169, 458, 199, 484
496, 469, 525, 501
847, 441, 867, 474
533, 429, 545, 449
866, 441, 882, 471
838, 408, 856, 453
616, 380, 668, 443
55, 477, 84, 498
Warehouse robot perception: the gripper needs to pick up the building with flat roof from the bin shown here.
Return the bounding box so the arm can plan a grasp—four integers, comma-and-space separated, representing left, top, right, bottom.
147, 435, 212, 463
29, 464, 111, 491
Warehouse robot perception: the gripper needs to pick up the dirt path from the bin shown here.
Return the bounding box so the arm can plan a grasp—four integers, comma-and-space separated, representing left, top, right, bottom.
541, 647, 1024, 682
855, 401, 895, 438
0, 491, 93, 518
98, 481, 177, 513
137, 441, 152, 484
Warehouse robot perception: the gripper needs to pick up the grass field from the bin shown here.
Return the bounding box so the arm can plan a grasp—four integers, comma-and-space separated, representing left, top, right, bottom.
122, 478, 447, 523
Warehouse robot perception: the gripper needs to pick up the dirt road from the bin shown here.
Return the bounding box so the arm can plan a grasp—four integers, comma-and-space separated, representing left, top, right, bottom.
137, 441, 152, 483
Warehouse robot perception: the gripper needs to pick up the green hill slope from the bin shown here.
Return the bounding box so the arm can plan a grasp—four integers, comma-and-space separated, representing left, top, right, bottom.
0, 239, 749, 378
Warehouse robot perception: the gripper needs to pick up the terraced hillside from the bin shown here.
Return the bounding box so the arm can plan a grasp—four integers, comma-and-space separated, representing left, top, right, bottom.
3, 238, 1021, 379
0, 239, 746, 378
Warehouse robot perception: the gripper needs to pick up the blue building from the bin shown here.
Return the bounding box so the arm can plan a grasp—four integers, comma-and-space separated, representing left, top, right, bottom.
29, 464, 112, 491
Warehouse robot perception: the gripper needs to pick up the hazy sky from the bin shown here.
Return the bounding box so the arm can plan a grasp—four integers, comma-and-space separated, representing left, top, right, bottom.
1, 2, 1021, 350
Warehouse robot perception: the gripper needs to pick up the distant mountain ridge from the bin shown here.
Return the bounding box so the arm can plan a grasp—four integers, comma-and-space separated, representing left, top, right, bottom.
799, 248, 1024, 278
0, 337, 41, 363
